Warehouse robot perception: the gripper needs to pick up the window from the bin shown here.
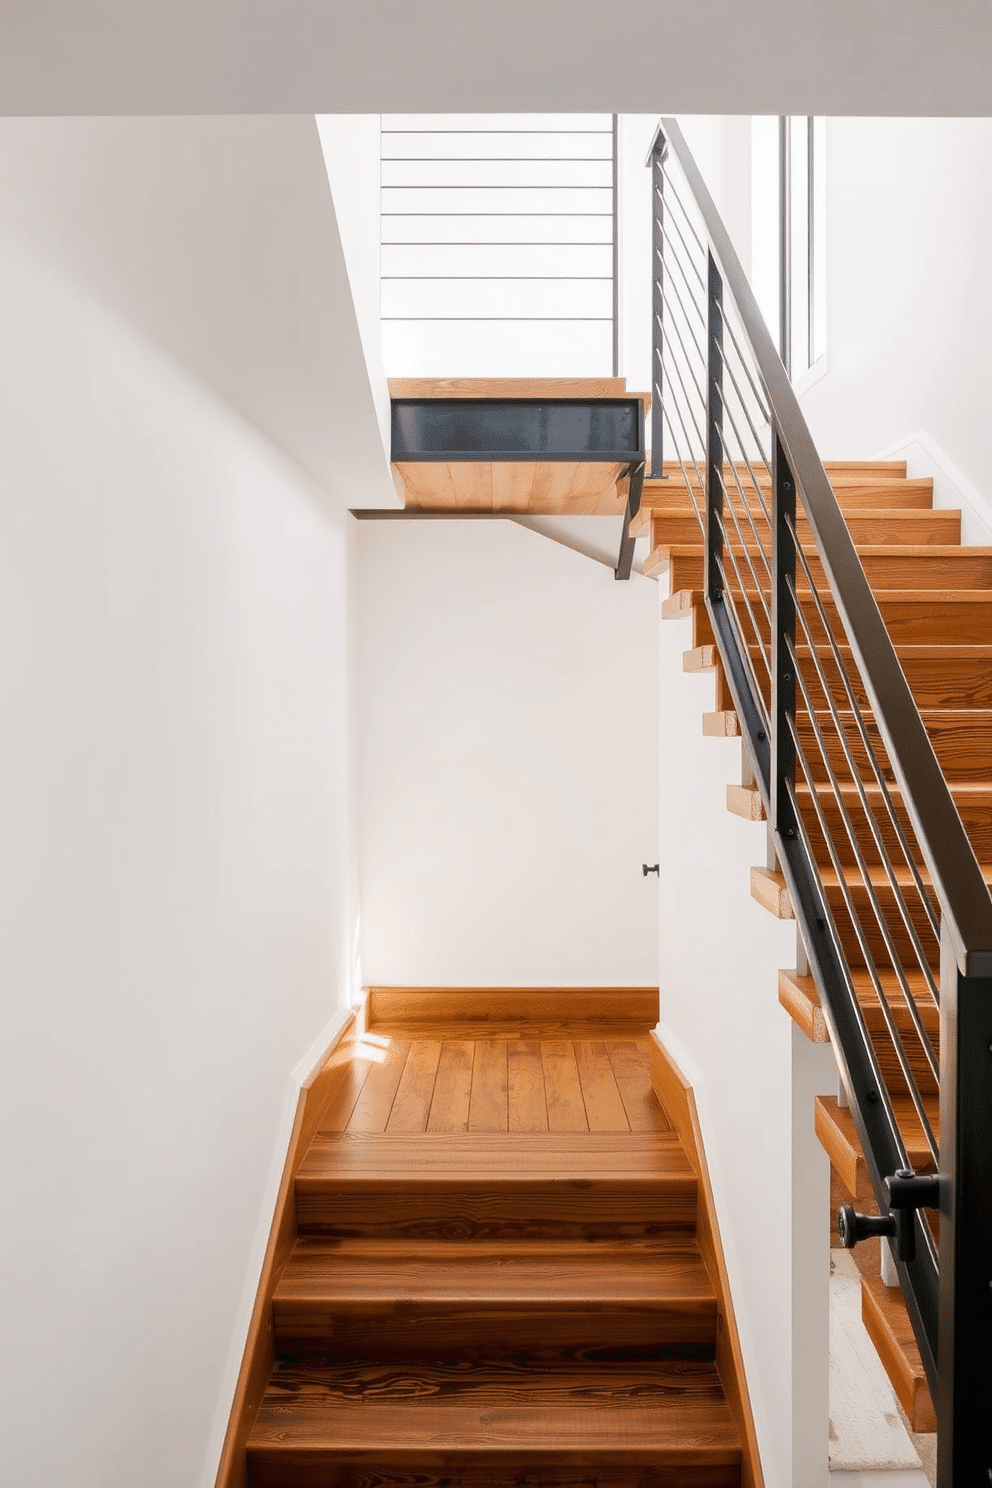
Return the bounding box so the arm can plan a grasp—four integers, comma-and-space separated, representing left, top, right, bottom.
751, 116, 826, 381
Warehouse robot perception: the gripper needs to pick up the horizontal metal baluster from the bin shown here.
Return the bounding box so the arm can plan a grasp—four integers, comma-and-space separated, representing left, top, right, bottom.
714, 470, 774, 619
713, 299, 773, 426
787, 514, 942, 949
658, 280, 707, 399
660, 316, 709, 455
658, 403, 706, 515
787, 583, 943, 1007
654, 218, 707, 326
712, 512, 773, 685
658, 164, 707, 257
787, 637, 942, 1092
786, 705, 940, 1160
718, 416, 775, 578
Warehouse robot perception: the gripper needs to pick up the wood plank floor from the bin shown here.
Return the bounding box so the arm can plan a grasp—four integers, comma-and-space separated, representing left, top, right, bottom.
316, 1028, 670, 1137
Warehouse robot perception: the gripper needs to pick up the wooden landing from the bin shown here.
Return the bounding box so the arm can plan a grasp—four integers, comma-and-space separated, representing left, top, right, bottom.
242, 1001, 753, 1488
390, 377, 651, 515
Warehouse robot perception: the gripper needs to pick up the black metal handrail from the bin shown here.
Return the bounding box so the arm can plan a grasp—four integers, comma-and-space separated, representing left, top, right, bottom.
649, 116, 992, 1485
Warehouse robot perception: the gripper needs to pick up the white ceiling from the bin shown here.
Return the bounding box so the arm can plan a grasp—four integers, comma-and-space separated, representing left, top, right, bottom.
0, 0, 988, 117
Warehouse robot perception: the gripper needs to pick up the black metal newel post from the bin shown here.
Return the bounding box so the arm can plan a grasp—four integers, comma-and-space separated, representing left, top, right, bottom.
936, 922, 992, 1486
705, 251, 724, 607
650, 140, 666, 479
771, 432, 797, 844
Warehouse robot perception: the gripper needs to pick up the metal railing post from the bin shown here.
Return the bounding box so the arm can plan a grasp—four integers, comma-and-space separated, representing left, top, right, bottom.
705, 251, 724, 606
936, 920, 992, 1486
771, 432, 797, 844
612, 113, 620, 379
650, 141, 666, 478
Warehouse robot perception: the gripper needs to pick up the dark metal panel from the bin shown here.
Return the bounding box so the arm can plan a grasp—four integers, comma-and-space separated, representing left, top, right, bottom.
391, 397, 645, 462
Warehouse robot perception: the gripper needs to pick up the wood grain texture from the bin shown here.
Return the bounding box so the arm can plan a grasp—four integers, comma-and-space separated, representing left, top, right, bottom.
861, 1267, 937, 1432
607, 1040, 672, 1132
469, 1038, 509, 1132
427, 1038, 474, 1132
296, 1131, 698, 1240
345, 1038, 411, 1134
273, 1237, 717, 1362
814, 1095, 938, 1198
575, 1040, 631, 1132
386, 1039, 442, 1133
749, 867, 794, 920
542, 1039, 590, 1132
648, 1034, 764, 1488
249, 1360, 741, 1478
368, 986, 660, 1029
507, 1039, 549, 1132
389, 376, 632, 401
213, 1012, 356, 1488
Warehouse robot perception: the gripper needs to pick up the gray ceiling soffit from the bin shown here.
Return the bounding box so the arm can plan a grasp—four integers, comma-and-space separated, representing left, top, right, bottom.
0, 1, 990, 117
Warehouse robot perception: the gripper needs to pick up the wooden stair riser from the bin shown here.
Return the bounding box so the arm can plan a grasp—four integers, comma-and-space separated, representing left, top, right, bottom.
294, 1176, 698, 1242
248, 1357, 744, 1485
251, 1467, 742, 1488
693, 643, 992, 714
750, 869, 940, 970
778, 970, 938, 1101
794, 712, 992, 786
664, 589, 992, 648
641, 478, 935, 517
796, 785, 992, 865
815, 885, 939, 972
661, 547, 992, 595
273, 1240, 718, 1365
648, 508, 962, 553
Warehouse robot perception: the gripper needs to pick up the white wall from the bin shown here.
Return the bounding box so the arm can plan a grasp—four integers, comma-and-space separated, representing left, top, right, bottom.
656, 605, 836, 1487
316, 114, 394, 469
0, 229, 356, 1488
0, 114, 396, 506
357, 518, 659, 986
799, 117, 992, 520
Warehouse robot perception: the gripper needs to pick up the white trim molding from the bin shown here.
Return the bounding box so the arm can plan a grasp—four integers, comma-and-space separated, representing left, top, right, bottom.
874, 430, 992, 546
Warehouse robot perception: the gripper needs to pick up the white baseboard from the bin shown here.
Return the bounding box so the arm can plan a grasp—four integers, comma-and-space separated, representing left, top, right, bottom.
873, 429, 992, 545
201, 1002, 355, 1488
292, 1003, 354, 1086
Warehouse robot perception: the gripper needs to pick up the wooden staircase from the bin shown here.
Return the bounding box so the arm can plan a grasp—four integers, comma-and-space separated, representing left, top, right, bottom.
649, 458, 986, 1434
226, 989, 758, 1486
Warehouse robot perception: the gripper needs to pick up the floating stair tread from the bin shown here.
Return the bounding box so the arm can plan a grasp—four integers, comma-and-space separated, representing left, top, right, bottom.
814, 1096, 938, 1196
859, 1260, 937, 1433
777, 968, 938, 1046
248, 1359, 742, 1468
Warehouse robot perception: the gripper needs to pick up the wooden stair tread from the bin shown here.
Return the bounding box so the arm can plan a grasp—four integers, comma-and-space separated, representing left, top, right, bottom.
273, 1239, 720, 1364
277, 1237, 716, 1306
815, 1096, 938, 1195
778, 968, 938, 1058
248, 1359, 743, 1465
858, 1260, 937, 1433
301, 1130, 691, 1178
